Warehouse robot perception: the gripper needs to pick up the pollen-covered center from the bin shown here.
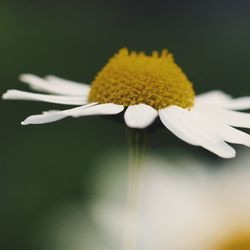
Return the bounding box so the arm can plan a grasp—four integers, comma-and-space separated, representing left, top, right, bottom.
88, 48, 195, 110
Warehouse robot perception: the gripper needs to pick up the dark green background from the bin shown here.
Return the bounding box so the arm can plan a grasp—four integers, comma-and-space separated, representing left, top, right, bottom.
1, 1, 250, 249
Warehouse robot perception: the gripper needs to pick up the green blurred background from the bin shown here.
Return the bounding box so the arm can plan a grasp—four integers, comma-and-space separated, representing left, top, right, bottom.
1, 0, 250, 249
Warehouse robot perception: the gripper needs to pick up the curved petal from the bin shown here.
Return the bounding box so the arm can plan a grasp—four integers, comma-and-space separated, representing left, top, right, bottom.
159, 106, 236, 158
70, 103, 124, 117
196, 91, 250, 111
219, 125, 250, 147
224, 96, 250, 110
193, 97, 250, 129
20, 74, 90, 96
195, 90, 231, 107
22, 111, 66, 125
159, 107, 200, 146
2, 90, 87, 105
216, 110, 250, 128
21, 103, 124, 125
124, 104, 158, 128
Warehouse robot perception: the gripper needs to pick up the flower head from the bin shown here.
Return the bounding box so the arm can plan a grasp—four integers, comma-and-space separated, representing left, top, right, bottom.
89, 48, 195, 109
2, 48, 250, 158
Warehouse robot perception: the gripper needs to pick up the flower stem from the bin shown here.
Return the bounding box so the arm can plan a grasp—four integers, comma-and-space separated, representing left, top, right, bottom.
122, 129, 148, 250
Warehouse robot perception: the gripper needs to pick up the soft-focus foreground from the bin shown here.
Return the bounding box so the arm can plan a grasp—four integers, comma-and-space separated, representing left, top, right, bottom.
34, 150, 250, 250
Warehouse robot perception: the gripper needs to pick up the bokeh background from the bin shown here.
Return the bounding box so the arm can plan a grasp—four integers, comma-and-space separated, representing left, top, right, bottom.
1, 0, 250, 249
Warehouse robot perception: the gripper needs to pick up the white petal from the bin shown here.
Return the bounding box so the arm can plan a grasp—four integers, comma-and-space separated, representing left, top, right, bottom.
21, 103, 97, 125
159, 107, 199, 146
2, 90, 87, 105
20, 74, 90, 96
45, 75, 90, 93
124, 104, 158, 128
193, 100, 250, 129
194, 104, 250, 146
69, 103, 124, 117
22, 112, 66, 125
21, 103, 123, 125
196, 91, 250, 111
195, 90, 231, 106
219, 125, 250, 147
159, 106, 236, 158
224, 96, 250, 110
218, 110, 250, 128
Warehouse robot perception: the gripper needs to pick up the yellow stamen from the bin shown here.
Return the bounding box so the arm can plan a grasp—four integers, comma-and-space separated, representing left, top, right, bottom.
89, 48, 195, 110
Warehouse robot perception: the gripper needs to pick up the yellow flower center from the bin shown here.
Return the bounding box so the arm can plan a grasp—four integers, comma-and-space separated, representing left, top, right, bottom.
88, 48, 195, 110
216, 232, 250, 250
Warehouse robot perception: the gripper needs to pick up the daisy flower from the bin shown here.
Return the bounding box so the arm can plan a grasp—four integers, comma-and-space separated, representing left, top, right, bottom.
2, 48, 250, 158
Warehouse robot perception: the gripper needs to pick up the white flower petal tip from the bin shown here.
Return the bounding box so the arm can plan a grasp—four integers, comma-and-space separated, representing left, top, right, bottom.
196, 90, 250, 111
19, 73, 32, 82
195, 90, 232, 105
21, 112, 65, 125
19, 73, 90, 96
20, 103, 123, 125
21, 120, 30, 125
225, 96, 250, 110
208, 142, 236, 159
218, 110, 250, 128
221, 126, 250, 148
2, 90, 12, 100
45, 75, 90, 92
124, 104, 158, 128
159, 105, 239, 158
1, 89, 87, 105
2, 90, 31, 100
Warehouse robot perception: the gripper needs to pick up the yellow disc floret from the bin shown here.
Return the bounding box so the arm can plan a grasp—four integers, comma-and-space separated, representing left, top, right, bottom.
88, 48, 195, 110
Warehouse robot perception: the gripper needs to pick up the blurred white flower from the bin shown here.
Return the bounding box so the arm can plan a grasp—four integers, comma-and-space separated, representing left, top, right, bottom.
3, 48, 250, 158
37, 151, 250, 250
